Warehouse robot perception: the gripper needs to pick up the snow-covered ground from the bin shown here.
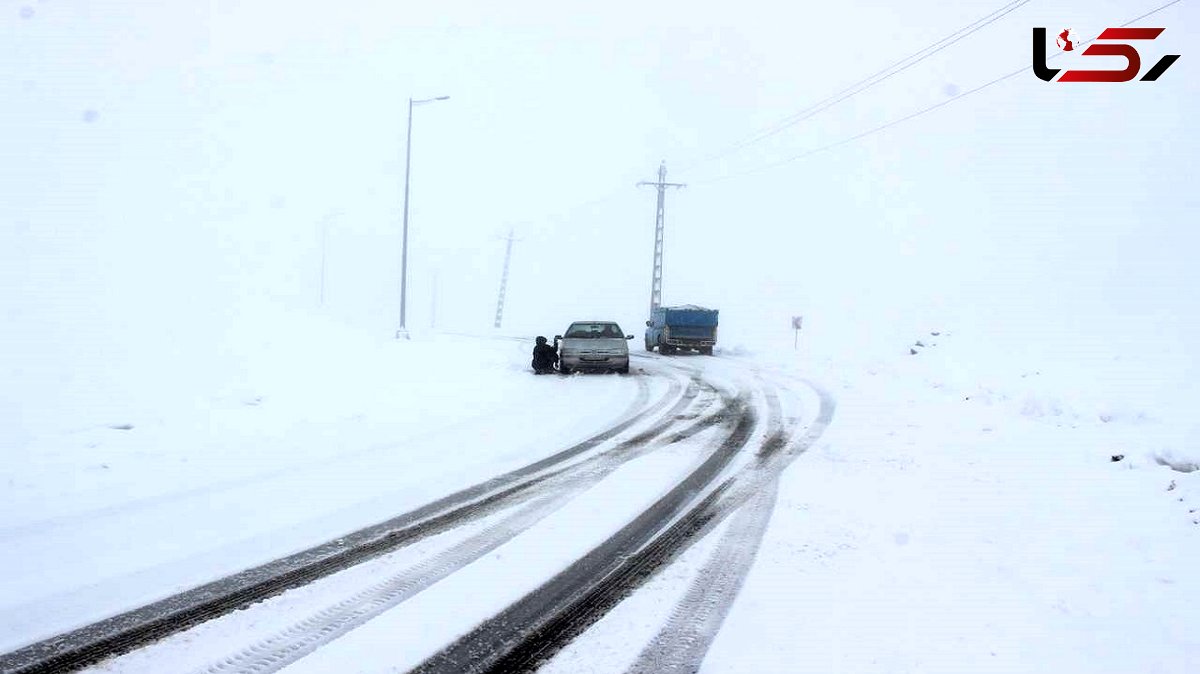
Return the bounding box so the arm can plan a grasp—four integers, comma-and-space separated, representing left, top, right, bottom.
707, 333, 1200, 673
3, 310, 1197, 672
1, 314, 651, 653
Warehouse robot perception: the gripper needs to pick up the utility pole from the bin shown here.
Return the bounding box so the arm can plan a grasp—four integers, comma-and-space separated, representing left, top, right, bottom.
638, 161, 685, 315
397, 94, 450, 340
494, 228, 516, 329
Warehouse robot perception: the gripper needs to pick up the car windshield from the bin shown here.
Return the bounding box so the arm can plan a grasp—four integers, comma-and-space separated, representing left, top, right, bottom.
564, 323, 623, 338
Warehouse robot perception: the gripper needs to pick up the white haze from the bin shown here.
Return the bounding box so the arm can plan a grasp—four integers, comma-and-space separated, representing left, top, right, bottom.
2, 2, 1196, 458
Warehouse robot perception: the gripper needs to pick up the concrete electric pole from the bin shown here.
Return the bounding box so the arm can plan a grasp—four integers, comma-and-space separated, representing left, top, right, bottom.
493, 228, 517, 329
638, 161, 685, 314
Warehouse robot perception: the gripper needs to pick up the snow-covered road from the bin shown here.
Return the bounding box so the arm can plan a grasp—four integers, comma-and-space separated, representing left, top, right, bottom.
2, 337, 833, 674
5, 330, 1197, 674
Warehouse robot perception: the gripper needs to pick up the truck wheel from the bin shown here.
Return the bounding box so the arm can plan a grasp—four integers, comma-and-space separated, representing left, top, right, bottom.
645, 339, 654, 352
700, 347, 713, 356
559, 363, 571, 375
661, 344, 674, 355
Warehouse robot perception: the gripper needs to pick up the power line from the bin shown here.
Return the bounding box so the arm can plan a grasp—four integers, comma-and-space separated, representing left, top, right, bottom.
516, 3, 1034, 237
519, 4, 1033, 235
523, 3, 1032, 236
677, 0, 1033, 172
690, 0, 1185, 187
497, 0, 1181, 243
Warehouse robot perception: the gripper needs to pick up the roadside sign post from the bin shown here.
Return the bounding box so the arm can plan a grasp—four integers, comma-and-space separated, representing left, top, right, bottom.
792, 315, 803, 350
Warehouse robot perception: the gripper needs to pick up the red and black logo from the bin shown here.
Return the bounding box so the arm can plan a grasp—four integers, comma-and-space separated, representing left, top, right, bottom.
1033, 26, 1180, 82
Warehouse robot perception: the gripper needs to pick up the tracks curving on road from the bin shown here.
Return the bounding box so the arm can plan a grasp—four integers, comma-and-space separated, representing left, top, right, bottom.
0, 350, 834, 674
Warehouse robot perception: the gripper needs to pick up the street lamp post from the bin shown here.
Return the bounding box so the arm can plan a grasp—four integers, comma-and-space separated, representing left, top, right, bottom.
397, 94, 450, 340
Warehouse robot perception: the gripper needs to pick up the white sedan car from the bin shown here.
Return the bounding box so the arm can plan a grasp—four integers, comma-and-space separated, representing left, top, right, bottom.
555, 321, 634, 374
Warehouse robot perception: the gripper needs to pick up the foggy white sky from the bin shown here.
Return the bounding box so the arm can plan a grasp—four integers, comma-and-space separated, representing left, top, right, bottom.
2, 0, 1196, 365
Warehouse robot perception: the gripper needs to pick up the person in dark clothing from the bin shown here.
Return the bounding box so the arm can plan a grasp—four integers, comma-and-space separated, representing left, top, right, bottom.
531, 335, 559, 374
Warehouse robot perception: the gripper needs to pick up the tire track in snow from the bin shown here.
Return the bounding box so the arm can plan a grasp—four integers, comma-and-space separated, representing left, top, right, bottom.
410, 385, 762, 674
623, 373, 836, 674
626, 482, 779, 674
222, 365, 827, 674
185, 377, 737, 674
0, 369, 685, 674
194, 494, 565, 674
617, 383, 791, 674
4, 357, 833, 674
410, 369, 833, 674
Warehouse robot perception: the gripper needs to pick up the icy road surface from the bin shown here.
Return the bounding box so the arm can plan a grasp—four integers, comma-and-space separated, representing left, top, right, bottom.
4, 332, 1197, 674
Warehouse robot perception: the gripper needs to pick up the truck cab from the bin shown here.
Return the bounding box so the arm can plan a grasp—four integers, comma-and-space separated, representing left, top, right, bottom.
645, 305, 719, 355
